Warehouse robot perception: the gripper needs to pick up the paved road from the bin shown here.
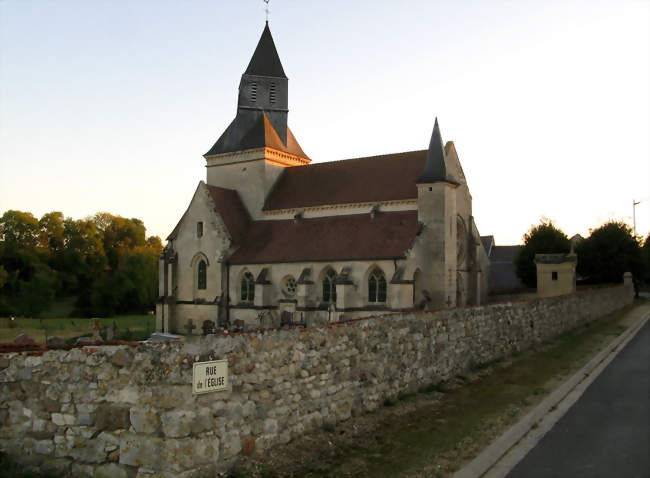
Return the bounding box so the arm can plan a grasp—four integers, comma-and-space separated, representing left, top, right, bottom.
507, 320, 649, 478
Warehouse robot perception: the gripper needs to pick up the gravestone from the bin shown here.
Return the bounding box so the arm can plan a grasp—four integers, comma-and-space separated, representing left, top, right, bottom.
46, 336, 65, 346
13, 333, 35, 344
184, 319, 197, 335
89, 318, 103, 341
201, 320, 215, 336
105, 326, 115, 341
280, 311, 293, 326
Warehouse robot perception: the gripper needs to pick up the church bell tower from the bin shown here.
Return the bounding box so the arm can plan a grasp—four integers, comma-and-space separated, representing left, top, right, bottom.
203, 22, 310, 219
237, 22, 289, 145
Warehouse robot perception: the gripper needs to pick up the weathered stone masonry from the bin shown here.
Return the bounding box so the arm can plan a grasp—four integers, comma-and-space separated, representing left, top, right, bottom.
0, 285, 633, 477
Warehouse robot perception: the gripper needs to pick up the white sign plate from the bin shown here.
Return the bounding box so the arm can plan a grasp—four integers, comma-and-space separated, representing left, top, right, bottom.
192, 359, 228, 395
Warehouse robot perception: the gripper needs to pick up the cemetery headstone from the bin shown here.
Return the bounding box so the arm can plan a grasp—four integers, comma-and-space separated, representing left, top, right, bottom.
13, 333, 35, 344
184, 319, 197, 335
46, 336, 66, 346
89, 318, 103, 341
202, 320, 215, 336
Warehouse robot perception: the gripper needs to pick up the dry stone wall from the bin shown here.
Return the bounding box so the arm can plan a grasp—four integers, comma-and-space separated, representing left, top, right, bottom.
0, 285, 633, 477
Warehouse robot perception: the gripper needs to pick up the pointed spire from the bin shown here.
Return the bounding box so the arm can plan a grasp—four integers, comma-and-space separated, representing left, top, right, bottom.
417, 118, 457, 184
244, 23, 286, 78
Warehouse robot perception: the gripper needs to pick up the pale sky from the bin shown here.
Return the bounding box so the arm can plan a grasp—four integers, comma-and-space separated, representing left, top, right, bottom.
1, 0, 648, 245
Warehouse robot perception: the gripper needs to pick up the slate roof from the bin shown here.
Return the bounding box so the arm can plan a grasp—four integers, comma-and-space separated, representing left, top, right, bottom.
205, 112, 308, 158
490, 245, 521, 263
418, 118, 446, 183
481, 235, 494, 256
535, 253, 577, 264
488, 245, 526, 293
263, 150, 428, 210
228, 211, 421, 264
244, 22, 287, 78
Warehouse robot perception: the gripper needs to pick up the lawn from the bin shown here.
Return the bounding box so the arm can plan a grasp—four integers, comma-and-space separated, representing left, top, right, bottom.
0, 315, 155, 343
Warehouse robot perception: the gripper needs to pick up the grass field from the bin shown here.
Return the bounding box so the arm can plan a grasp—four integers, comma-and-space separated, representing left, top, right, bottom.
0, 315, 155, 343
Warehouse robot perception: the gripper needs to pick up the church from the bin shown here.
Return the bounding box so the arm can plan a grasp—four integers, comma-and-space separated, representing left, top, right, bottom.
156, 23, 490, 334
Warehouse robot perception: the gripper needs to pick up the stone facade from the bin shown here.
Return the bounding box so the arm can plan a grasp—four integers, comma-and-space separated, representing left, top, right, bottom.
1, 285, 633, 476
157, 24, 491, 335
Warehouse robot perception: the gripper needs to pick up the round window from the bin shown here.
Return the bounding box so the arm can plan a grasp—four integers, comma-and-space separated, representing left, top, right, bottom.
282, 276, 297, 296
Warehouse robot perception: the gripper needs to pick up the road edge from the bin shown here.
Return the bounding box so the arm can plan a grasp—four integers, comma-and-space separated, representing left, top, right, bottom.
452, 304, 650, 478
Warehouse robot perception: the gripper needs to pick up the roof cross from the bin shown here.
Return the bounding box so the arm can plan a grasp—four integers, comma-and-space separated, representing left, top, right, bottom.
264, 0, 270, 22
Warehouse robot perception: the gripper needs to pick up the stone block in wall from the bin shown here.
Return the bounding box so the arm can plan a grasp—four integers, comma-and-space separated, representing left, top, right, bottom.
95, 463, 128, 478
34, 439, 55, 456
130, 407, 160, 434
41, 458, 72, 476
110, 349, 134, 368
119, 434, 162, 469
68, 438, 106, 464
70, 463, 95, 477
120, 434, 219, 473
161, 409, 196, 438
142, 385, 192, 409
94, 405, 130, 431
43, 397, 61, 413
221, 430, 242, 459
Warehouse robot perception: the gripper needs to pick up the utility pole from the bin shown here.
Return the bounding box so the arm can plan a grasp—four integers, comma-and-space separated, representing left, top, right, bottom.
633, 198, 648, 237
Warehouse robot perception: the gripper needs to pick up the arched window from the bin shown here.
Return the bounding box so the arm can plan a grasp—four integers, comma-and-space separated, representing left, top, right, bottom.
241, 272, 255, 302
322, 268, 337, 303
197, 260, 207, 290
368, 268, 387, 303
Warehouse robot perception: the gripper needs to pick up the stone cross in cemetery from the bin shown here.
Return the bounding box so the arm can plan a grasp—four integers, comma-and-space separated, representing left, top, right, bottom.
184, 319, 197, 335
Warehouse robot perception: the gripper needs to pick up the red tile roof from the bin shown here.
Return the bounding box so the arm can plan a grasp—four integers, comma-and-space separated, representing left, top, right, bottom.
263, 150, 427, 211
228, 211, 421, 264
167, 184, 250, 245
206, 185, 251, 246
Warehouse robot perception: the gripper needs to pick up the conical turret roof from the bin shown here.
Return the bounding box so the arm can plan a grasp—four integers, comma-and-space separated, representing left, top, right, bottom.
244, 22, 287, 78
416, 118, 457, 184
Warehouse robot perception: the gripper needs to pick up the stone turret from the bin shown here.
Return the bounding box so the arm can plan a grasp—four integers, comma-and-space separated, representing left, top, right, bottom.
416, 118, 459, 307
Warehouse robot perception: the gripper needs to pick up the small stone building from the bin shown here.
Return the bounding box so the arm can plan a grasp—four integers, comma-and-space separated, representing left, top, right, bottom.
535, 253, 577, 298
156, 23, 490, 334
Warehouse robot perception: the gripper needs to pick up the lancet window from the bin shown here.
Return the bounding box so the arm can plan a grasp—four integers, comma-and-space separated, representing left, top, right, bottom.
322, 268, 337, 303
241, 272, 255, 302
197, 260, 207, 290
368, 268, 387, 303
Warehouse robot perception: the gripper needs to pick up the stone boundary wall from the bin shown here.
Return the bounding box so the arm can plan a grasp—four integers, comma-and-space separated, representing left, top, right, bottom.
0, 285, 633, 477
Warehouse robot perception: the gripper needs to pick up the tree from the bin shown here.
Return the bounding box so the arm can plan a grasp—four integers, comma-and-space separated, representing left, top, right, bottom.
1, 208, 160, 317
39, 211, 65, 254
61, 218, 106, 297
0, 210, 40, 247
515, 219, 570, 288
0, 210, 59, 315
100, 215, 146, 269
577, 221, 645, 288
